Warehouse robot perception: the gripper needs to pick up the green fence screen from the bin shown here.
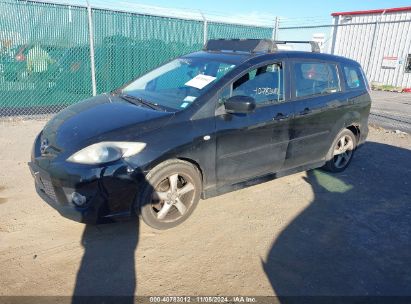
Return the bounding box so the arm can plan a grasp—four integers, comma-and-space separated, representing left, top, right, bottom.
0, 0, 273, 116
207, 22, 273, 40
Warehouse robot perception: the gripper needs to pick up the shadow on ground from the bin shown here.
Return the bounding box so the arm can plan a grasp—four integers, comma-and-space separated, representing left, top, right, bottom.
72, 168, 152, 303
72, 220, 139, 303
263, 141, 411, 298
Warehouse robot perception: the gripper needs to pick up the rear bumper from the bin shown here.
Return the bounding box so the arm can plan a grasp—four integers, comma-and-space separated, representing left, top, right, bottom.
358, 123, 369, 146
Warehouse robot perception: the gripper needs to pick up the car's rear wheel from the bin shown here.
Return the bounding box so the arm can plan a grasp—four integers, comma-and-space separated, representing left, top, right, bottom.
138, 159, 202, 230
324, 129, 356, 172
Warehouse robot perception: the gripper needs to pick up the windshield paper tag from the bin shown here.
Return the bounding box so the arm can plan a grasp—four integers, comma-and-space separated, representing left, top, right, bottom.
185, 74, 216, 90
184, 96, 196, 102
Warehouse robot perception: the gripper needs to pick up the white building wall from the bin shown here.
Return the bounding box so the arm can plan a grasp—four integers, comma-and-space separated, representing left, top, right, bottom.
332, 10, 411, 88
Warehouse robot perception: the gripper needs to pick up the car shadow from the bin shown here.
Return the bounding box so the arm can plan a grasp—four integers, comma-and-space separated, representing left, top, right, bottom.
263, 141, 411, 299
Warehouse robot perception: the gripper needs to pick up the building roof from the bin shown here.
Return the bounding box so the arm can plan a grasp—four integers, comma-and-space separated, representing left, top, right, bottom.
332, 6, 411, 17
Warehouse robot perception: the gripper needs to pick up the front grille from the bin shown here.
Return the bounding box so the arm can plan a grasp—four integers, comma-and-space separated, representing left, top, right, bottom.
40, 177, 58, 202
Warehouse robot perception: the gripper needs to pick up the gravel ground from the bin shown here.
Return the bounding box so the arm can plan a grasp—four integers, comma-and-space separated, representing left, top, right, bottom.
0, 120, 410, 297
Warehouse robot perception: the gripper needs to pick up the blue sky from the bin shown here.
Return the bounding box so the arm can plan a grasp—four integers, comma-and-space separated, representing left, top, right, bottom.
105, 0, 411, 20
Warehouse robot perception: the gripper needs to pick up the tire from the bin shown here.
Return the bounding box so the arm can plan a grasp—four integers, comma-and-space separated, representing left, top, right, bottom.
137, 159, 202, 230
323, 129, 357, 173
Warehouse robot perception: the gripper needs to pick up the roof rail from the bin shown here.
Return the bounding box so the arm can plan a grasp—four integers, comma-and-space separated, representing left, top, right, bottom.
204, 39, 320, 53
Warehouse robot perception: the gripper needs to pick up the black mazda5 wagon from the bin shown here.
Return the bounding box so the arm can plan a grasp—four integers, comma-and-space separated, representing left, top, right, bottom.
29, 39, 371, 229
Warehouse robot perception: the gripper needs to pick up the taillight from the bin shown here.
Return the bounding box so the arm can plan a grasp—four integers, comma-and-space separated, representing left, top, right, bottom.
360, 67, 371, 93
15, 54, 26, 61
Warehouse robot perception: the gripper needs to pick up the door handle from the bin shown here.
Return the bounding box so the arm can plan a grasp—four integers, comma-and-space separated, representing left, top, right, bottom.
338, 98, 353, 105
273, 113, 289, 121
299, 108, 311, 116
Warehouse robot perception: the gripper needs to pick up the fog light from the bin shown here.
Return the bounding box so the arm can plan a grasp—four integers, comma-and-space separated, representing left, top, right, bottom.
71, 192, 87, 206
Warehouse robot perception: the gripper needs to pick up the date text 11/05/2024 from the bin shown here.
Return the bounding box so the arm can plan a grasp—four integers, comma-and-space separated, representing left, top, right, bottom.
149, 296, 257, 303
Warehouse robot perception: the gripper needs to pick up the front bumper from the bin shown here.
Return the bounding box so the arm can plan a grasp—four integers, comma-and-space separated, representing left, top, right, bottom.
28, 160, 140, 224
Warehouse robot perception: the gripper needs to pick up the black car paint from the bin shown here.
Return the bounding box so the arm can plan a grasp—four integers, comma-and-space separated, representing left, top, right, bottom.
29, 50, 371, 224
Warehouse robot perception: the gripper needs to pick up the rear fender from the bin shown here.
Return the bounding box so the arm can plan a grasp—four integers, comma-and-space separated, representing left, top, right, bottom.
325, 111, 362, 161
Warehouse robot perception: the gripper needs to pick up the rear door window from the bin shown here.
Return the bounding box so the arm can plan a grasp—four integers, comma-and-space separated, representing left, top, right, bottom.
294, 62, 341, 98
343, 65, 365, 90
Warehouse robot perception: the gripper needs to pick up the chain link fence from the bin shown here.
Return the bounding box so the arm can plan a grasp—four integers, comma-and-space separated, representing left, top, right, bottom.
276, 25, 333, 53
0, 0, 91, 116
0, 0, 274, 117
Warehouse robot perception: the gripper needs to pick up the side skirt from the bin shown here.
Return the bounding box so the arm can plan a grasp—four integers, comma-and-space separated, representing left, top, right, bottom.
201, 160, 325, 199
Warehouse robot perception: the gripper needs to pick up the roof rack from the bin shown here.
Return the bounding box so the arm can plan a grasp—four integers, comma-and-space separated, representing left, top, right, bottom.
203, 39, 320, 53
275, 41, 321, 53
204, 39, 277, 53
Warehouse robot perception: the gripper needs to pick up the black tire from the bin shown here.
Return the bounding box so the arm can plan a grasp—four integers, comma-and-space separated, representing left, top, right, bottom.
137, 159, 202, 230
323, 129, 357, 173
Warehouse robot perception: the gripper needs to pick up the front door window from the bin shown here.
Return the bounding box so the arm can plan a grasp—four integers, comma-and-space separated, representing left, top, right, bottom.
221, 63, 284, 106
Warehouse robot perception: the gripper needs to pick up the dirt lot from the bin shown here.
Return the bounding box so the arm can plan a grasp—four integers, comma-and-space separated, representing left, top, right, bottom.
0, 120, 410, 297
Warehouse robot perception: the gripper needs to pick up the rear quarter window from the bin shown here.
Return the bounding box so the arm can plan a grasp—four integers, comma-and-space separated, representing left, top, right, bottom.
343, 65, 366, 90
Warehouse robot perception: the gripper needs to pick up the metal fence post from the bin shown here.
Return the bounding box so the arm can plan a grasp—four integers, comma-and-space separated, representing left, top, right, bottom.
329, 16, 339, 54
200, 11, 208, 45
86, 0, 97, 96
272, 17, 279, 40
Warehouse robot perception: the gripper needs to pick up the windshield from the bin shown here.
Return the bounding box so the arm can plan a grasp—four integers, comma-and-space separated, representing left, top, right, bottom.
122, 57, 236, 110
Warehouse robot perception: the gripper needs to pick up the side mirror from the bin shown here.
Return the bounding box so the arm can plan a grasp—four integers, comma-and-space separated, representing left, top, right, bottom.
224, 95, 256, 114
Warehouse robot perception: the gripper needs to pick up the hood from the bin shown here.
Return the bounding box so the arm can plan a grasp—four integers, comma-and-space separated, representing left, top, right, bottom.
42, 94, 174, 151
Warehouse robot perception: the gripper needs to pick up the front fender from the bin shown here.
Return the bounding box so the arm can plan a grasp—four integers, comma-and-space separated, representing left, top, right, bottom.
125, 117, 216, 192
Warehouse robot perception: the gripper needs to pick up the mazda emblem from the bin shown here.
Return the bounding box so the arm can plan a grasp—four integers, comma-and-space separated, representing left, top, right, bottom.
40, 138, 49, 154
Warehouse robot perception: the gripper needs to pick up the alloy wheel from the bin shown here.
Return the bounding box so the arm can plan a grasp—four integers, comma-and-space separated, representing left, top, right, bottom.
332, 135, 354, 169
150, 173, 196, 222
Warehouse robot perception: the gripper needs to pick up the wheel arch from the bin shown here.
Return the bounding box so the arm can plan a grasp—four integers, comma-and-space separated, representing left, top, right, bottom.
346, 124, 361, 144
143, 154, 205, 188
325, 112, 362, 161
329, 111, 361, 141
176, 157, 204, 185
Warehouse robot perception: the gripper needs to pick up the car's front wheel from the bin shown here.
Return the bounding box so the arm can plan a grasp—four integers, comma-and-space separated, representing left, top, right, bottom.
138, 159, 202, 230
324, 129, 356, 172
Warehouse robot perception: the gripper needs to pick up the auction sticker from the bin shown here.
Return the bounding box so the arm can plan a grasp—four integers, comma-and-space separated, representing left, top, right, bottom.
185, 74, 216, 90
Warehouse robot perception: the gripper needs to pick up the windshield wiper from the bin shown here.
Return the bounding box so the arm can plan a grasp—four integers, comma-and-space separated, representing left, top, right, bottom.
119, 93, 163, 111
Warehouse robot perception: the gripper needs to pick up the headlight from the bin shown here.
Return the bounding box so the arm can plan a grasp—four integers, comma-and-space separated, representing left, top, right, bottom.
67, 142, 146, 164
